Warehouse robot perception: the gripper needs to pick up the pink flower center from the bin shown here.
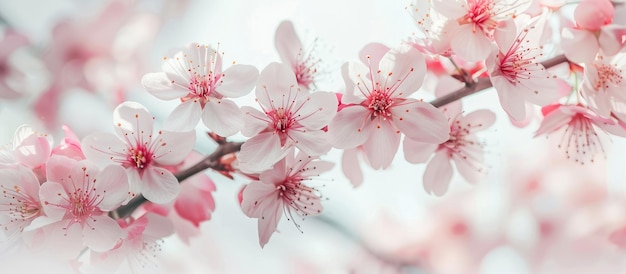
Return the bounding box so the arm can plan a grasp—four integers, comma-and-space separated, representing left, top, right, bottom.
497, 26, 545, 85
126, 145, 153, 170
183, 72, 222, 107
0, 184, 41, 232
295, 63, 316, 88
593, 63, 623, 92
461, 0, 497, 32
270, 108, 295, 133
276, 177, 320, 231
366, 91, 394, 120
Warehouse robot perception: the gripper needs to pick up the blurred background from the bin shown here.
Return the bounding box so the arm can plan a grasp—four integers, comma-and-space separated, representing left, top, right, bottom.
1, 0, 626, 273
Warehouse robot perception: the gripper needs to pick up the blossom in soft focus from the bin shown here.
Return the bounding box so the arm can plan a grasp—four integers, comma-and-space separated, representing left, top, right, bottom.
82, 102, 195, 203
238, 62, 337, 172
579, 52, 626, 121
275, 21, 321, 91
240, 148, 333, 247
328, 43, 449, 169
0, 29, 29, 100
0, 166, 44, 244
142, 43, 259, 134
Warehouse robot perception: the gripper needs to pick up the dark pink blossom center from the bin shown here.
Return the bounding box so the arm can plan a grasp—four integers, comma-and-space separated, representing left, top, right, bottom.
461, 0, 497, 32
126, 145, 153, 170
365, 91, 394, 120
594, 63, 623, 92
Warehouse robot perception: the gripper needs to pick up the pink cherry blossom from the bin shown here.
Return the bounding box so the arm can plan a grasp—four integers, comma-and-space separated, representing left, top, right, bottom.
561, 0, 625, 63
431, 0, 532, 61
327, 44, 449, 169
0, 166, 44, 244
275, 21, 322, 91
37, 156, 128, 255
91, 213, 174, 272
238, 62, 337, 172
142, 43, 259, 134
404, 101, 496, 196
535, 104, 626, 164
579, 53, 626, 120
486, 19, 560, 121
240, 148, 333, 248
0, 29, 30, 100
0, 125, 54, 181
50, 125, 85, 161
82, 102, 196, 204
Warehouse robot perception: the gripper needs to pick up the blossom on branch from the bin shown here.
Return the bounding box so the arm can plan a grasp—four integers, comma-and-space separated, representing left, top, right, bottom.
328, 43, 449, 169
82, 102, 196, 204
240, 148, 333, 248
142, 43, 259, 134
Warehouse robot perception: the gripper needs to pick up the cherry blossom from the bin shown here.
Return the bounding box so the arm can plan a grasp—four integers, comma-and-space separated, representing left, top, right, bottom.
535, 104, 626, 164
275, 21, 322, 91
240, 148, 333, 248
431, 0, 532, 61
37, 157, 128, 256
561, 0, 625, 64
0, 125, 53, 181
142, 43, 259, 134
0, 166, 44, 244
404, 99, 496, 196
82, 102, 195, 203
91, 213, 173, 273
238, 62, 337, 172
579, 52, 626, 120
0, 29, 30, 99
327, 44, 449, 169
486, 19, 560, 121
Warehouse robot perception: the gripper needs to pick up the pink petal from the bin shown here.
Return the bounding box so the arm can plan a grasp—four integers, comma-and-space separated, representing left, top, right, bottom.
451, 24, 493, 62
113, 102, 154, 142
242, 106, 271, 137
256, 63, 298, 109
599, 25, 626, 56
275, 21, 302, 67
298, 160, 334, 178
14, 134, 51, 169
534, 107, 572, 136
81, 133, 127, 166
45, 155, 78, 186
201, 99, 243, 137
143, 213, 175, 239
493, 76, 527, 121
141, 72, 188, 100
378, 44, 426, 97
258, 198, 282, 248
83, 215, 123, 252
95, 165, 129, 211
238, 132, 283, 172
341, 148, 363, 187
359, 43, 390, 71
241, 181, 279, 218
153, 130, 196, 166
40, 221, 85, 259
432, 0, 467, 19
494, 19, 518, 51
452, 151, 483, 184
175, 181, 216, 227
391, 100, 450, 143
402, 138, 438, 164
561, 28, 599, 64
423, 151, 453, 196
327, 106, 371, 149
163, 100, 202, 132
460, 109, 497, 131
216, 65, 259, 98
38, 182, 68, 221
289, 130, 331, 156
361, 119, 400, 169
343, 62, 371, 104
296, 91, 338, 129
574, 0, 613, 30
141, 167, 180, 204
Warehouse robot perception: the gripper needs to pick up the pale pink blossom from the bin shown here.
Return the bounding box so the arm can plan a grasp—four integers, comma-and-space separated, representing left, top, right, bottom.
142, 43, 258, 134
561, 0, 626, 63
404, 101, 496, 196
486, 19, 560, 121
535, 104, 626, 164
579, 53, 626, 120
240, 149, 333, 248
327, 44, 449, 169
406, 0, 454, 56
37, 156, 128, 256
238, 62, 337, 172
0, 29, 29, 99
91, 213, 173, 272
431, 0, 532, 61
50, 125, 85, 161
0, 166, 44, 243
275, 21, 321, 91
0, 125, 53, 181
82, 102, 196, 204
